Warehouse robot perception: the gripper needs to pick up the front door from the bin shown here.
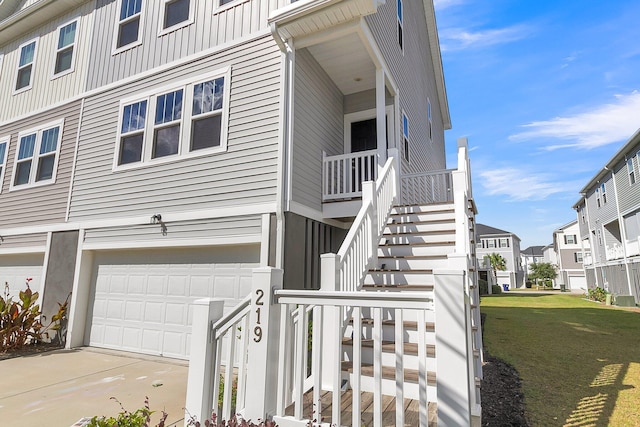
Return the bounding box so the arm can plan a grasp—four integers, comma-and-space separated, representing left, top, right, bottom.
351, 118, 377, 153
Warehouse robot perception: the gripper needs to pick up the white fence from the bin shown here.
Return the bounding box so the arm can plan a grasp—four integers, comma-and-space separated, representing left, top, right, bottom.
400, 169, 453, 205
322, 150, 378, 201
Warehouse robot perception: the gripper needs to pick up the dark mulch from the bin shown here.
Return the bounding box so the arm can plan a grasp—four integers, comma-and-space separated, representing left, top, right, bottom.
0, 342, 63, 361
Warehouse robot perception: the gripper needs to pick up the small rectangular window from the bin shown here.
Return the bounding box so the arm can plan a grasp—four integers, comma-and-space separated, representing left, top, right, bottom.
402, 112, 409, 162
427, 98, 432, 142
596, 187, 601, 208
163, 0, 190, 29
0, 138, 8, 192
574, 252, 583, 263
565, 234, 576, 245
16, 39, 37, 92
397, 0, 404, 51
54, 20, 78, 76
628, 158, 636, 185
601, 183, 607, 204
487, 240, 496, 248
499, 238, 509, 248
116, 0, 143, 50
11, 121, 64, 189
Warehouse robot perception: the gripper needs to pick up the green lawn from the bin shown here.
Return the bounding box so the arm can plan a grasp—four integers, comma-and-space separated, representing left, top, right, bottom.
481, 293, 640, 426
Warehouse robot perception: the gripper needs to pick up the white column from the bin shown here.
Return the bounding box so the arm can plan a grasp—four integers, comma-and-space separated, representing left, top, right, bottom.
320, 253, 340, 390
243, 267, 283, 421
184, 298, 225, 425
66, 237, 93, 349
376, 68, 387, 167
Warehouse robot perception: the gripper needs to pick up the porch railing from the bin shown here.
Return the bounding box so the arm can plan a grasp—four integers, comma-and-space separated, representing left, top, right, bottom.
322, 150, 378, 201
400, 169, 454, 205
273, 289, 434, 427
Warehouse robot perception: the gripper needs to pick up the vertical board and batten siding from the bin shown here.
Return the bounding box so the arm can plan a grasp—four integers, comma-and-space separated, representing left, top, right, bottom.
0, 2, 93, 123
292, 48, 344, 213
68, 36, 282, 222
585, 173, 617, 263
87, 0, 289, 90
613, 141, 640, 214
83, 216, 263, 246
0, 99, 81, 228
365, 0, 446, 175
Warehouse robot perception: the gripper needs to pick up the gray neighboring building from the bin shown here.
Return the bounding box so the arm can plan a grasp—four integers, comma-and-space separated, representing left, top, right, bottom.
476, 223, 524, 289
574, 129, 640, 303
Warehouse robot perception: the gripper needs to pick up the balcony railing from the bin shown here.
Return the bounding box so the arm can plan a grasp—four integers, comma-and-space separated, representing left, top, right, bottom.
322, 150, 378, 201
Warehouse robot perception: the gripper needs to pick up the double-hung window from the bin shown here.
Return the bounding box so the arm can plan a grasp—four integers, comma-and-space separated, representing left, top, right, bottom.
11, 120, 64, 189
427, 98, 432, 142
402, 112, 409, 162
54, 20, 78, 76
115, 0, 143, 50
564, 234, 576, 245
15, 39, 37, 92
162, 0, 191, 31
574, 252, 583, 263
115, 70, 229, 168
628, 157, 636, 185
397, 0, 404, 51
0, 137, 8, 192
601, 183, 607, 204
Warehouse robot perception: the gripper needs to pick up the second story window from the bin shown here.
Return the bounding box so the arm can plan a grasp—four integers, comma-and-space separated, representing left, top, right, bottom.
427, 98, 432, 142
596, 187, 601, 208
628, 157, 636, 185
163, 0, 190, 30
115, 71, 229, 168
402, 112, 409, 162
564, 234, 576, 244
397, 0, 404, 51
11, 121, 64, 189
574, 252, 583, 263
499, 238, 509, 248
16, 40, 37, 92
116, 0, 143, 50
0, 138, 7, 192
54, 20, 78, 76
601, 183, 607, 204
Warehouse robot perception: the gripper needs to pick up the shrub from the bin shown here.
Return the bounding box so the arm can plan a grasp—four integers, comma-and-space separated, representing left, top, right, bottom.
478, 279, 488, 296
88, 397, 167, 427
588, 287, 608, 303
491, 284, 502, 295
0, 279, 68, 352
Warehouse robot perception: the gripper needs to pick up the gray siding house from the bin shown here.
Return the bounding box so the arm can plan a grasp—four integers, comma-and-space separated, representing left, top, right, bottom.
476, 223, 524, 289
574, 129, 640, 303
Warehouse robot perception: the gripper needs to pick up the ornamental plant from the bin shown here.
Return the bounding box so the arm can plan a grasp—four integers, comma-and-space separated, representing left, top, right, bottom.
87, 397, 167, 427
0, 279, 69, 352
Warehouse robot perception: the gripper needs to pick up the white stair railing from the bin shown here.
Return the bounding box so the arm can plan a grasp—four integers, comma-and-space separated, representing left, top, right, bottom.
400, 169, 454, 205
273, 290, 434, 427
322, 150, 378, 201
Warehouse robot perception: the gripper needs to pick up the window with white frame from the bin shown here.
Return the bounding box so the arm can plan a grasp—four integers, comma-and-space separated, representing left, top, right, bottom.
0, 138, 8, 192
499, 238, 509, 248
574, 252, 583, 263
564, 234, 577, 245
486, 239, 496, 249
628, 157, 636, 185
601, 182, 607, 204
115, 71, 228, 167
397, 0, 404, 51
11, 120, 64, 189
402, 112, 409, 162
219, 0, 235, 6
427, 98, 432, 142
54, 20, 78, 76
15, 39, 37, 92
115, 0, 143, 50
596, 187, 601, 208
162, 0, 191, 31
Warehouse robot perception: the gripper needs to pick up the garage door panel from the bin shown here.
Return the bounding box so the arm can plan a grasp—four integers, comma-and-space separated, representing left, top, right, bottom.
88, 246, 259, 359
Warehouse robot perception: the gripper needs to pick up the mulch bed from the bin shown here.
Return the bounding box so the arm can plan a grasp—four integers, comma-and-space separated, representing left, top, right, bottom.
0, 342, 63, 361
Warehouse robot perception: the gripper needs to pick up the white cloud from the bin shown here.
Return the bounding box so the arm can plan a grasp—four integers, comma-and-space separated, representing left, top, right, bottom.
477, 167, 581, 201
510, 92, 640, 150
439, 25, 531, 51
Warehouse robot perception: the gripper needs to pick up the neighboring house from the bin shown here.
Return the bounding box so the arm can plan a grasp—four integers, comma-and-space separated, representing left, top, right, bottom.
574, 129, 640, 303
542, 243, 557, 268
521, 245, 544, 285
553, 220, 588, 291
476, 223, 524, 289
1, 1, 483, 425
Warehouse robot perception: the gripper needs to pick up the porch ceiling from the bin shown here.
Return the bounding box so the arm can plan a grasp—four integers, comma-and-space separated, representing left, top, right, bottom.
307, 32, 376, 95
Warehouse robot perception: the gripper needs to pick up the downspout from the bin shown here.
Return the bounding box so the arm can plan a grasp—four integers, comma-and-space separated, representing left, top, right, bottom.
270, 23, 292, 270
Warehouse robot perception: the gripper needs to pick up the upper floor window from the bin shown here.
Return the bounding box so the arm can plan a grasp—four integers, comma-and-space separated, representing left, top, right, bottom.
15, 39, 37, 92
564, 234, 576, 245
628, 157, 636, 185
115, 0, 143, 50
601, 183, 607, 204
162, 0, 192, 32
0, 138, 7, 192
219, 0, 235, 5
397, 0, 404, 51
596, 187, 601, 208
402, 112, 409, 162
115, 70, 229, 168
499, 238, 509, 248
486, 239, 496, 249
11, 120, 64, 189
54, 20, 78, 76
574, 252, 583, 263
580, 206, 586, 224
427, 98, 432, 142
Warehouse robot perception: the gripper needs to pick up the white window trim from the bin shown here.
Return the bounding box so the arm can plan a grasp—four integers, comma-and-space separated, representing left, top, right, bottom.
402, 110, 409, 162
9, 119, 65, 191
113, 67, 231, 171
215, 0, 250, 14
0, 53, 4, 75
112, 0, 145, 55
51, 18, 80, 79
0, 135, 9, 194
628, 157, 636, 185
343, 106, 395, 154
397, 0, 404, 54
158, 0, 194, 36
14, 38, 39, 95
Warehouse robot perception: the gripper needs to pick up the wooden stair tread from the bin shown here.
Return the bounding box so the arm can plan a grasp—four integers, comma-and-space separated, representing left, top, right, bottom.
363, 284, 433, 290
342, 338, 436, 357
341, 361, 437, 385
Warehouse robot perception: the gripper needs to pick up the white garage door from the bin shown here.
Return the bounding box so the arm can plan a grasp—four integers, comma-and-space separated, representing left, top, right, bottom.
0, 254, 45, 298
87, 246, 259, 359
569, 275, 587, 290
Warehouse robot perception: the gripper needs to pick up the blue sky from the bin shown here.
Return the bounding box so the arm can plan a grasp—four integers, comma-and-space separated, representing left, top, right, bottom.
434, 0, 640, 249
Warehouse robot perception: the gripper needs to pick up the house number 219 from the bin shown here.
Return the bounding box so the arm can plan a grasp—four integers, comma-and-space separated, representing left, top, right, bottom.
253, 289, 265, 342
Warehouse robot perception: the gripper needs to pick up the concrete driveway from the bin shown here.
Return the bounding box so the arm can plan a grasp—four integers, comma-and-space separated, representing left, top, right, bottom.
0, 348, 189, 426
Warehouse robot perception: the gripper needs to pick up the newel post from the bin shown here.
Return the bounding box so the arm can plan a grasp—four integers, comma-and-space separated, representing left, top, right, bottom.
321, 253, 341, 391
362, 180, 378, 264
243, 267, 283, 422
184, 298, 226, 425
387, 147, 401, 203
